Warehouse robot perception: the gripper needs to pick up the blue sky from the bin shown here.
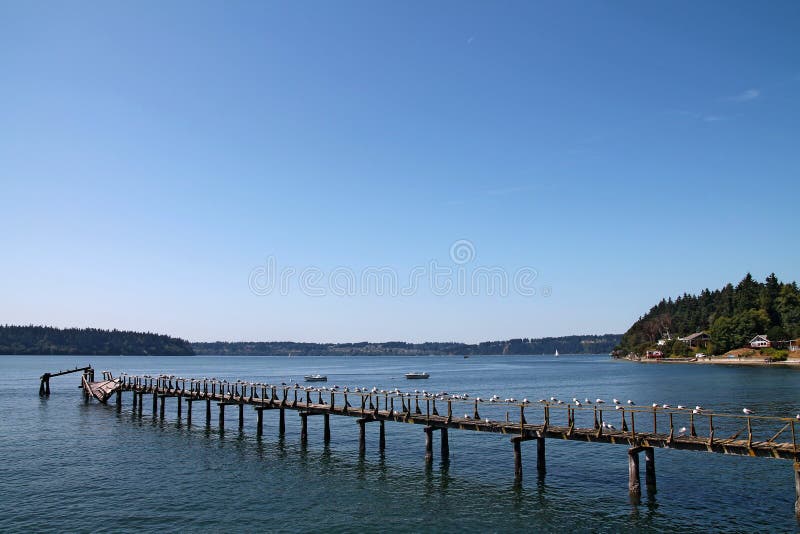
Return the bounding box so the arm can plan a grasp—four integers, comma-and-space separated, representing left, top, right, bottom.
1, 1, 798, 343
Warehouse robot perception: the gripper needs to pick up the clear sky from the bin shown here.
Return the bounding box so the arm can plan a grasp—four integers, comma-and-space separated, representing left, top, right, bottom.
1, 1, 798, 343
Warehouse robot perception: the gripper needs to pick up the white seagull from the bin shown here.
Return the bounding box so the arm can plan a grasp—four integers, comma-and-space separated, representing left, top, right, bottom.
742, 408, 754, 415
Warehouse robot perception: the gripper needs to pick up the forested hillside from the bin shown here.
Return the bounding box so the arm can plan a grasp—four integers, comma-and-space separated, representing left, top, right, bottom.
618, 274, 800, 354
0, 325, 195, 355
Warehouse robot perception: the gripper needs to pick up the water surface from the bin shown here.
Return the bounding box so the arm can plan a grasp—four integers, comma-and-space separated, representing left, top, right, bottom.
1, 354, 798, 533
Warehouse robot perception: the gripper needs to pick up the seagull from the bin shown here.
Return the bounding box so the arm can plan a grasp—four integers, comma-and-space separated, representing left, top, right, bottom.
796, 414, 800, 420
596, 398, 605, 404
695, 405, 703, 411
575, 400, 582, 407
615, 405, 623, 410
606, 423, 616, 430
613, 398, 620, 405
692, 409, 701, 414
652, 403, 659, 408
677, 405, 686, 410
584, 398, 592, 405
662, 404, 671, 409
678, 426, 687, 436
742, 408, 754, 415
627, 400, 635, 405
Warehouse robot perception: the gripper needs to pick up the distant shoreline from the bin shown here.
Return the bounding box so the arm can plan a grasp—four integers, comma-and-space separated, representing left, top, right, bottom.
625, 356, 800, 367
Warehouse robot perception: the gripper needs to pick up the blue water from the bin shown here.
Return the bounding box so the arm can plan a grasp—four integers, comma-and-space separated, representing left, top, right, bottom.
1, 354, 798, 533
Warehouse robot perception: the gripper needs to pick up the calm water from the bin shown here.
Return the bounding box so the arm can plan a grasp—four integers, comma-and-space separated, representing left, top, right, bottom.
1, 354, 799, 533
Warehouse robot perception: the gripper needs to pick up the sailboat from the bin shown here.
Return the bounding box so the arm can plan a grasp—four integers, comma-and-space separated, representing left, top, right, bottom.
554, 349, 559, 357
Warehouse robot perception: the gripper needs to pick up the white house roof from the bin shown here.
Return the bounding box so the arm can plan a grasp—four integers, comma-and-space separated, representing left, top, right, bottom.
749, 335, 769, 343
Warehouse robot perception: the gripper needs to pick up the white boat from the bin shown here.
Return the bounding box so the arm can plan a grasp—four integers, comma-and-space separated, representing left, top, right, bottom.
405, 372, 429, 379
555, 349, 559, 357
304, 374, 327, 382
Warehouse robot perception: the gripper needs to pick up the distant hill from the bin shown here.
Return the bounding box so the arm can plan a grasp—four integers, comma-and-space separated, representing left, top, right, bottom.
0, 325, 195, 356
192, 334, 621, 356
618, 273, 800, 355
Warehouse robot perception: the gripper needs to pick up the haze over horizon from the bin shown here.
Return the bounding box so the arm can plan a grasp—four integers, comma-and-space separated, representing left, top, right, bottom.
2, 2, 799, 343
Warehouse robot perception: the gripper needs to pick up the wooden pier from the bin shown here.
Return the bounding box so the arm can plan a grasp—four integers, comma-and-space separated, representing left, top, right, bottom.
50, 370, 800, 517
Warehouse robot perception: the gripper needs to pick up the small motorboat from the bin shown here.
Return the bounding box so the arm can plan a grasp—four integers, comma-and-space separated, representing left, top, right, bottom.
304, 374, 328, 382
405, 372, 429, 379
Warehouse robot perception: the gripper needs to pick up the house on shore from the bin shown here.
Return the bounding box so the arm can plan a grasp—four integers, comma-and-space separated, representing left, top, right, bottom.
678, 332, 710, 348
788, 339, 800, 352
749, 335, 771, 349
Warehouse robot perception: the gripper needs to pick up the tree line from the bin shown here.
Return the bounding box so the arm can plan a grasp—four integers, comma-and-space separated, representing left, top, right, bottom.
192, 334, 622, 356
618, 273, 800, 355
0, 325, 195, 356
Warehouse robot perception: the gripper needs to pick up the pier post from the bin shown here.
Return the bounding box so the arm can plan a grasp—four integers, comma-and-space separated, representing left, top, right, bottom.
152, 392, 158, 414
256, 408, 263, 437
537, 437, 546, 475
186, 399, 193, 425
279, 408, 286, 435
441, 427, 449, 460
159, 395, 165, 420
219, 403, 225, 431
206, 398, 211, 426
137, 388, 143, 413
177, 396, 182, 420
238, 403, 244, 430
324, 413, 331, 443
628, 447, 642, 501
358, 419, 366, 455
131, 391, 137, 413
794, 461, 800, 518
300, 413, 308, 443
424, 426, 434, 464
379, 420, 386, 452
512, 437, 523, 482
644, 447, 656, 493
116, 389, 122, 412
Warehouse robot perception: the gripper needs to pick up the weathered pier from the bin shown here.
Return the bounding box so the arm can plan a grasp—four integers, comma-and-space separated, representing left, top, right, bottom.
39, 366, 93, 396
49, 370, 800, 517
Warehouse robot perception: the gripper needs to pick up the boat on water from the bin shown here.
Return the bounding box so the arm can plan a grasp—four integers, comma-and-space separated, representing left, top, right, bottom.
555, 349, 559, 357
405, 372, 429, 379
304, 374, 327, 382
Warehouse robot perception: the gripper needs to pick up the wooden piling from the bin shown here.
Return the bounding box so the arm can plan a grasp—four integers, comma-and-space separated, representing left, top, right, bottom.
159, 395, 165, 419
379, 420, 386, 452
358, 419, 366, 455
152, 392, 158, 414
177, 396, 182, 420
424, 426, 434, 463
137, 389, 143, 414
300, 413, 308, 443
794, 461, 800, 518
186, 398, 193, 425
239, 403, 244, 430
628, 447, 641, 497
644, 447, 656, 493
116, 389, 122, 412
441, 427, 449, 460
537, 436, 546, 474
218, 403, 225, 431
256, 408, 263, 437
206, 398, 211, 426
279, 408, 286, 435
512, 436, 522, 482
324, 412, 331, 443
